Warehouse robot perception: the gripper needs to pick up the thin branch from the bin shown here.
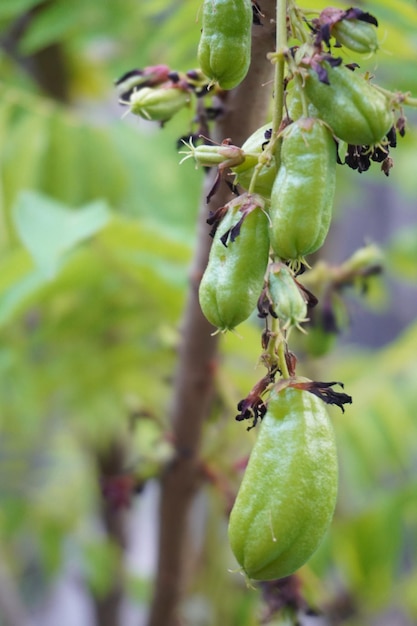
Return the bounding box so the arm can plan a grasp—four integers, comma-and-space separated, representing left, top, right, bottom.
147, 7, 277, 626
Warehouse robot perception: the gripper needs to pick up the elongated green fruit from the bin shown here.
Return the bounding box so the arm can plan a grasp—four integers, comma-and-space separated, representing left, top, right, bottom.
304, 63, 393, 145
333, 18, 378, 55
199, 198, 269, 331
269, 118, 337, 262
228, 387, 338, 580
198, 0, 252, 90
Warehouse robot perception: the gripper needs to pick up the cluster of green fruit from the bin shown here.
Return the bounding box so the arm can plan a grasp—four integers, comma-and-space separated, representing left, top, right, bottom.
117, 0, 407, 585
193, 0, 398, 583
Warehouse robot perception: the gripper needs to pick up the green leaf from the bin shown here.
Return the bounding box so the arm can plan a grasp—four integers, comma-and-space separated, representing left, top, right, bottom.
12, 191, 110, 277
332, 495, 404, 607
18, 0, 86, 54
0, 0, 43, 20
387, 225, 417, 281
37, 111, 85, 206
76, 122, 129, 206
0, 267, 47, 326
1, 109, 50, 216
83, 540, 122, 597
0, 248, 46, 325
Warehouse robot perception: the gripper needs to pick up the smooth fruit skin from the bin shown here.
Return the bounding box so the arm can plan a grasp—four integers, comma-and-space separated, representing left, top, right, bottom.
269, 118, 336, 261
332, 19, 378, 55
199, 201, 269, 331
129, 86, 190, 122
228, 387, 338, 581
268, 264, 307, 331
198, 0, 252, 90
304, 64, 393, 145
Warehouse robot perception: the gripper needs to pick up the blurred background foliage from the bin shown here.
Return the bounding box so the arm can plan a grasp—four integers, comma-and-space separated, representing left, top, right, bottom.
0, 1, 417, 625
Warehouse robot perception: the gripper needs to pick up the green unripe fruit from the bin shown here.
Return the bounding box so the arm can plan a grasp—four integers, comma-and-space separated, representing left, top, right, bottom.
303, 64, 393, 145
228, 386, 338, 581
128, 86, 190, 122
232, 123, 278, 198
198, 0, 252, 90
286, 87, 318, 122
269, 118, 337, 262
199, 196, 269, 331
332, 17, 378, 55
268, 264, 308, 332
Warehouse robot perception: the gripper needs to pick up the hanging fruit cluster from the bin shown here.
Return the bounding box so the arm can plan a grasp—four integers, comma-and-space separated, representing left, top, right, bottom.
117, 1, 414, 584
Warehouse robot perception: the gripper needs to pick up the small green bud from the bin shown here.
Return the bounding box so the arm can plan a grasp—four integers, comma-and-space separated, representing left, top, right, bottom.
268, 263, 308, 333
179, 139, 245, 169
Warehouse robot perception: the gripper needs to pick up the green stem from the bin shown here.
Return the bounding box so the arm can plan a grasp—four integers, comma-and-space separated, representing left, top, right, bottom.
271, 0, 288, 139
277, 335, 290, 379
403, 94, 417, 107
266, 1, 291, 379
270, 316, 290, 379
248, 1, 288, 196
250, 1, 291, 379
373, 83, 417, 108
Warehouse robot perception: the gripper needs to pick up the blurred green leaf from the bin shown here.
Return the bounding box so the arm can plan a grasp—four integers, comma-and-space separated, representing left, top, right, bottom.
13, 191, 110, 276
0, 0, 43, 20
317, 321, 417, 614
0, 267, 47, 326
1, 108, 50, 218
83, 540, 122, 597
18, 0, 87, 54
387, 225, 417, 281
126, 575, 152, 603
332, 494, 404, 608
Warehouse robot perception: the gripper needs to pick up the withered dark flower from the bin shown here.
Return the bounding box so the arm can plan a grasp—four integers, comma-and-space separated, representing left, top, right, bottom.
386, 126, 397, 148
344, 140, 393, 175
297, 380, 352, 412
236, 370, 278, 429
219, 195, 265, 246
257, 286, 277, 320
381, 156, 394, 176
371, 145, 389, 163
206, 204, 228, 238
310, 54, 342, 84
396, 116, 406, 137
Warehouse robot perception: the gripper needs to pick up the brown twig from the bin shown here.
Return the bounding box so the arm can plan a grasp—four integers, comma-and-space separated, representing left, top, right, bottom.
147, 8, 277, 626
